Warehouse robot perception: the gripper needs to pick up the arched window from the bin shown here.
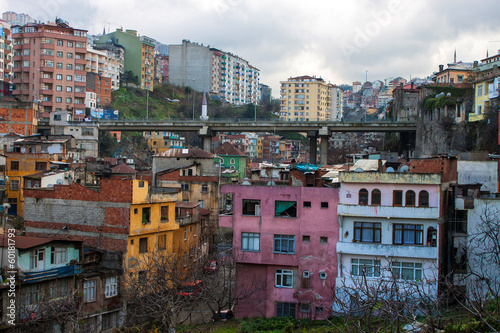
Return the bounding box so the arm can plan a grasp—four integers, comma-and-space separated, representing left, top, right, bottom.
359, 189, 368, 205
230, 158, 236, 165
371, 189, 381, 205
406, 190, 416, 207
419, 191, 429, 207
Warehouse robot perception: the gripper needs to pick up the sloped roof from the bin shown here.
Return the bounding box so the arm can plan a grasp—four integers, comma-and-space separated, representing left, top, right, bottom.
111, 163, 138, 174
156, 148, 214, 158
199, 208, 211, 216
176, 201, 200, 209
214, 142, 246, 156
0, 236, 54, 249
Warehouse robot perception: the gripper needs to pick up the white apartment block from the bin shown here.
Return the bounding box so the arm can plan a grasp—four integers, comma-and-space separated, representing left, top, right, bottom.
169, 40, 260, 105
0, 21, 12, 97
86, 45, 124, 90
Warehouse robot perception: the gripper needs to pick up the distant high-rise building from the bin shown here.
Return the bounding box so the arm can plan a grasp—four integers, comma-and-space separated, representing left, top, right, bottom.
2, 11, 34, 26
95, 28, 155, 91
259, 84, 272, 104
168, 40, 260, 105
86, 44, 124, 90
279, 75, 342, 121
12, 19, 88, 119
0, 20, 13, 96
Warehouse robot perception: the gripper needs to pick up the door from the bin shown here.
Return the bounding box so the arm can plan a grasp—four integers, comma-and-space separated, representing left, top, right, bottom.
37, 249, 45, 270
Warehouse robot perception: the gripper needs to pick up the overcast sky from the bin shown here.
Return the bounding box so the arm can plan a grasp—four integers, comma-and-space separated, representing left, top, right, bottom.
4, 0, 500, 96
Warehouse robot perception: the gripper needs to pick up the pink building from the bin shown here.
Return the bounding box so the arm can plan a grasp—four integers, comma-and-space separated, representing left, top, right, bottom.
219, 185, 340, 319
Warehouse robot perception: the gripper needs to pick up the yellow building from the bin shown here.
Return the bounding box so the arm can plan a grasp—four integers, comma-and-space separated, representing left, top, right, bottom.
5, 153, 64, 217
470, 52, 500, 122
279, 75, 334, 121
126, 180, 179, 272
144, 131, 185, 155
256, 137, 263, 159
434, 63, 472, 85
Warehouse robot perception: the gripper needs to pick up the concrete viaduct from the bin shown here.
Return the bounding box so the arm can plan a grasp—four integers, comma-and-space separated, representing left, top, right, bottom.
94, 118, 417, 165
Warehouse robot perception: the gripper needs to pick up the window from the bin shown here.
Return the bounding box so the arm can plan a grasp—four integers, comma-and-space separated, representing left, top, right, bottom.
393, 190, 403, 206
29, 250, 38, 269
419, 191, 429, 207
82, 128, 94, 136
56, 97, 62, 103
300, 304, 310, 313
57, 40, 63, 46
10, 180, 19, 191
67, 41, 73, 47
275, 269, 293, 288
242, 199, 260, 216
275, 201, 297, 217
184, 228, 187, 241
478, 85, 483, 97
21, 284, 40, 306
56, 51, 63, 57
102, 311, 119, 330
230, 158, 235, 164
359, 189, 368, 205
138, 180, 144, 188
303, 201, 311, 208
66, 86, 72, 92
354, 222, 381, 243
158, 234, 166, 250
241, 232, 260, 252
139, 237, 148, 253
274, 235, 295, 254
406, 190, 416, 206
393, 224, 423, 245
50, 247, 67, 264
56, 62, 63, 69
201, 184, 208, 193
83, 280, 97, 302
319, 271, 327, 279
66, 97, 72, 104
66, 75, 73, 81
392, 262, 423, 280
10, 161, 19, 170
351, 258, 381, 277
66, 63, 73, 70
56, 85, 62, 91
49, 279, 67, 299
67, 52, 73, 58
105, 276, 118, 297
321, 202, 328, 208
181, 183, 189, 191
160, 206, 169, 221
277, 302, 296, 318
142, 207, 151, 224
371, 189, 381, 205
302, 235, 310, 243
56, 74, 62, 80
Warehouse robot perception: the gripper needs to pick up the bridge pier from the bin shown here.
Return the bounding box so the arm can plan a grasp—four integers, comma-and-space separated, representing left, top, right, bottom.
319, 126, 330, 165
199, 126, 215, 152
307, 131, 318, 164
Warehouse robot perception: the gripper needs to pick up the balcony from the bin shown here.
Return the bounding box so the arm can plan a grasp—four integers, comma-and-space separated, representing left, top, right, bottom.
40, 77, 53, 83
74, 103, 85, 109
13, 67, 23, 73
41, 89, 53, 95
337, 204, 439, 220
219, 214, 233, 228
12, 78, 24, 84
40, 43, 54, 49
74, 92, 85, 98
41, 101, 53, 106
337, 241, 438, 259
40, 66, 54, 72
40, 54, 54, 61
74, 81, 86, 86
23, 264, 83, 284
75, 58, 86, 65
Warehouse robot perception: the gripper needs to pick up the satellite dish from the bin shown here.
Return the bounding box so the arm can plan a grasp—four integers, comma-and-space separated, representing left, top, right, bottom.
48, 184, 54, 187
399, 165, 409, 173
386, 167, 395, 173
354, 168, 364, 173
242, 178, 251, 185
56, 179, 63, 185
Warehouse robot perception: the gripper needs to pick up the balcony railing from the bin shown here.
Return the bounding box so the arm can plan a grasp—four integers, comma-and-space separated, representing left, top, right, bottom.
23, 264, 82, 284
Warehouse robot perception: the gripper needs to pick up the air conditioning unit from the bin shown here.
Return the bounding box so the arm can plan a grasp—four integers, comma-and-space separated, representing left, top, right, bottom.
302, 270, 310, 279
319, 271, 327, 280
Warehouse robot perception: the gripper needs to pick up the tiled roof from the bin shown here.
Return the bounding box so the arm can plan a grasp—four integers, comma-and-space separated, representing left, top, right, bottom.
111, 163, 138, 174
214, 142, 246, 156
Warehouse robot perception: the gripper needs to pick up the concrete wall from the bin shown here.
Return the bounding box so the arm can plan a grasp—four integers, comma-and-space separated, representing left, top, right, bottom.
458, 160, 498, 193
168, 41, 212, 91
152, 156, 219, 182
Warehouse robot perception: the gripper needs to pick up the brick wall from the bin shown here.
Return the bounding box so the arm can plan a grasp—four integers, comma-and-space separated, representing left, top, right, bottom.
409, 157, 457, 183
0, 107, 35, 136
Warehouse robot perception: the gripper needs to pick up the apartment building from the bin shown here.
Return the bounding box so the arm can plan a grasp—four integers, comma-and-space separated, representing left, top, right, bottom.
335, 171, 441, 309
470, 50, 500, 122
12, 19, 88, 118
219, 184, 339, 319
168, 40, 260, 105
280, 75, 338, 121
87, 72, 112, 107
95, 28, 154, 91
86, 44, 124, 90
0, 20, 12, 96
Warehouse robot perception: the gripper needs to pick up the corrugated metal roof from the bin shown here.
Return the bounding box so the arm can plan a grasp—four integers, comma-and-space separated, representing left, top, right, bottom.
155, 148, 214, 158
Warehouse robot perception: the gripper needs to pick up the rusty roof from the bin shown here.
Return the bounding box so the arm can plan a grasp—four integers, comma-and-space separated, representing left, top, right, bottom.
111, 163, 138, 174
214, 142, 246, 156
0, 235, 80, 249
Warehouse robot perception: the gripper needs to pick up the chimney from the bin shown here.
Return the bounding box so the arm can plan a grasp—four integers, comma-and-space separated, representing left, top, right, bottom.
439, 64, 444, 72
473, 61, 478, 68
